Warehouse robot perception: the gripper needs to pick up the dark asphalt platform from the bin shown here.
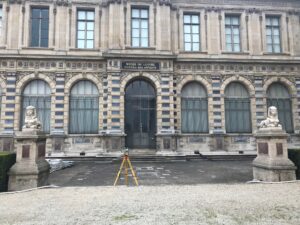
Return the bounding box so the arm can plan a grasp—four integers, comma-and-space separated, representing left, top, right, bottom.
49, 159, 253, 186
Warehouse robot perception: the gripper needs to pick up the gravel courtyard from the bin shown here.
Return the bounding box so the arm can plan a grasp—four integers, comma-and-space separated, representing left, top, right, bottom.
1, 183, 300, 225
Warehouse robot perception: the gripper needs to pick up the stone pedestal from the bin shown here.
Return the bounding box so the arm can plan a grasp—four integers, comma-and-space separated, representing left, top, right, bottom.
253, 128, 296, 182
8, 131, 50, 191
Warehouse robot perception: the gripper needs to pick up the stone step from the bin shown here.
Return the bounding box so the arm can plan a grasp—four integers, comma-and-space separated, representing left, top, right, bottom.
47, 154, 256, 163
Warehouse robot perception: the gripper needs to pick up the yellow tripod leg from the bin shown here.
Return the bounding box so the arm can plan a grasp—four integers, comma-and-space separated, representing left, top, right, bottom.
114, 157, 125, 186
125, 158, 128, 186
127, 158, 139, 186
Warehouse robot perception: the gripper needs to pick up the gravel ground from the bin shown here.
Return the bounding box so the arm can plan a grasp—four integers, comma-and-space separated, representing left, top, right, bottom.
1, 183, 300, 225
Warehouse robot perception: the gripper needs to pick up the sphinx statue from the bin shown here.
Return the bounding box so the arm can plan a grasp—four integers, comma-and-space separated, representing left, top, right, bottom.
258, 106, 282, 129
22, 106, 42, 131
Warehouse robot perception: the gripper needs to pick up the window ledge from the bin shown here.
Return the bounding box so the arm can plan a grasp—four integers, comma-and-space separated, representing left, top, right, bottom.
221, 51, 250, 55
179, 51, 208, 54
22, 47, 55, 50
179, 133, 209, 136
263, 52, 290, 56
69, 48, 100, 52
0, 46, 6, 49
68, 134, 100, 137
224, 133, 253, 136
125, 46, 156, 50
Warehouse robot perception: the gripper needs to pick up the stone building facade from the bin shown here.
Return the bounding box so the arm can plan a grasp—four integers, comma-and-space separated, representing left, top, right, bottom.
0, 0, 299, 156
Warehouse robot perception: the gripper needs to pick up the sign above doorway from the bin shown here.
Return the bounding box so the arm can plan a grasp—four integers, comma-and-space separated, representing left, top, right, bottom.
121, 61, 160, 71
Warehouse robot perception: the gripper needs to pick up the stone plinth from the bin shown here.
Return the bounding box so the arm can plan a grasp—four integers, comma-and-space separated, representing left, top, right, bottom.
8, 131, 50, 191
253, 128, 296, 182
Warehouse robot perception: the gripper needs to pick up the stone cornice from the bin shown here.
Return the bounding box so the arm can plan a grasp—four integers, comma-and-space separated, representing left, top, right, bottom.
4, 0, 300, 15
171, 0, 300, 8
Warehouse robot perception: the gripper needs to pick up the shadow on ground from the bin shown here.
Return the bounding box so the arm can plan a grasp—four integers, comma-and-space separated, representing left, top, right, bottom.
49, 160, 253, 186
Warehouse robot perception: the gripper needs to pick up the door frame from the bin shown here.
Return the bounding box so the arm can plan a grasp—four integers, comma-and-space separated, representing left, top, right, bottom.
124, 78, 157, 149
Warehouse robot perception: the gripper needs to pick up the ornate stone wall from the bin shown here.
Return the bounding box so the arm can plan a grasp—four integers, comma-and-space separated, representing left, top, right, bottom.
0, 0, 299, 156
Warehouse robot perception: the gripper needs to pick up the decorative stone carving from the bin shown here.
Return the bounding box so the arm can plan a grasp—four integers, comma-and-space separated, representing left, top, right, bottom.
22, 106, 42, 131
55, 0, 70, 7
258, 106, 282, 129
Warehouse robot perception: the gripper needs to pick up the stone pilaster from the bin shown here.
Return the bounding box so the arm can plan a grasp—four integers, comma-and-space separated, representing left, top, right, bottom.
109, 72, 122, 132
295, 78, 300, 132
53, 73, 65, 135
160, 73, 172, 131
49, 72, 66, 155
102, 72, 108, 132
254, 76, 266, 127
2, 72, 16, 135
211, 75, 223, 133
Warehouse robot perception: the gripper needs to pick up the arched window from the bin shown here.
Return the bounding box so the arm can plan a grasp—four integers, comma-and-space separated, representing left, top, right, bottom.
69, 80, 99, 134
225, 82, 251, 133
267, 83, 293, 133
181, 82, 208, 133
21, 80, 51, 133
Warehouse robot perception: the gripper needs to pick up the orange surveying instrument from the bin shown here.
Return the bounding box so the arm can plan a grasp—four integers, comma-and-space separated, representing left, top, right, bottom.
113, 149, 139, 186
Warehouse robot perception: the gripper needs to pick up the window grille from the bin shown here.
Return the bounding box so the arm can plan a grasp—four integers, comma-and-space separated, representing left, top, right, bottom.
69, 80, 99, 134
131, 8, 149, 47
30, 8, 49, 47
267, 83, 293, 133
0, 7, 3, 37
77, 10, 95, 49
225, 15, 241, 52
181, 82, 208, 133
183, 14, 200, 51
21, 80, 51, 133
225, 82, 252, 133
266, 16, 281, 53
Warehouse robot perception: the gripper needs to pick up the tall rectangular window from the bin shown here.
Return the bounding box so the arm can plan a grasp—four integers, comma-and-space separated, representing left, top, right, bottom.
77, 10, 94, 49
225, 15, 240, 52
183, 14, 200, 51
0, 7, 2, 37
30, 8, 49, 47
266, 16, 281, 53
131, 8, 149, 47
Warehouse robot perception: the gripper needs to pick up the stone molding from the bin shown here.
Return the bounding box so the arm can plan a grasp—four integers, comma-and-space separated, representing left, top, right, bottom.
15, 73, 56, 95
176, 74, 212, 96
64, 73, 104, 95
263, 76, 297, 97
220, 75, 255, 97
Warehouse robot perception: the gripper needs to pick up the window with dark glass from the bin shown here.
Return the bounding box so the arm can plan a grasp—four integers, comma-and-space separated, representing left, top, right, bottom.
69, 80, 99, 134
266, 16, 281, 53
0, 7, 3, 37
21, 80, 51, 133
225, 82, 251, 133
131, 7, 149, 47
183, 14, 200, 51
267, 83, 293, 133
225, 15, 240, 52
181, 82, 208, 133
30, 8, 49, 47
77, 10, 94, 49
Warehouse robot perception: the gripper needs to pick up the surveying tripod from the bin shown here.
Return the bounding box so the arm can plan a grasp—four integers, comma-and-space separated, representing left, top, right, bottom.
113, 150, 139, 186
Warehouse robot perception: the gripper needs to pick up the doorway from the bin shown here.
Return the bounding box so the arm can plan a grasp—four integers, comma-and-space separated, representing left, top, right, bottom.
125, 79, 156, 149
